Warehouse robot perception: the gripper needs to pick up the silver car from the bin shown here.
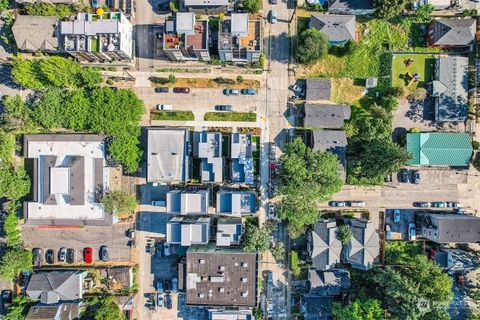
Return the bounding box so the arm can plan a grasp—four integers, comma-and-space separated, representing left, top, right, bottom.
58, 247, 67, 263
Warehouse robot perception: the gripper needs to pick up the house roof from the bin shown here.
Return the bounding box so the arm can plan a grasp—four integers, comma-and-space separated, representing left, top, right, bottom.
308, 269, 351, 296
12, 16, 59, 52
186, 244, 257, 307
301, 294, 332, 320
327, 0, 373, 12
310, 14, 355, 43
433, 56, 468, 121
26, 302, 81, 320
26, 271, 84, 304
346, 219, 379, 270
216, 217, 243, 246
306, 78, 332, 101
231, 133, 254, 185
309, 220, 342, 270
184, 0, 228, 6
194, 131, 224, 183
406, 133, 473, 166
166, 216, 211, 246
303, 104, 351, 129
107, 267, 132, 290
418, 212, 480, 243
166, 189, 209, 215
216, 190, 257, 216
311, 130, 347, 180
429, 18, 476, 46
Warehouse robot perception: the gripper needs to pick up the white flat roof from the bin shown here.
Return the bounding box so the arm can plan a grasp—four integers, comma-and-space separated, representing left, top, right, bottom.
50, 167, 70, 195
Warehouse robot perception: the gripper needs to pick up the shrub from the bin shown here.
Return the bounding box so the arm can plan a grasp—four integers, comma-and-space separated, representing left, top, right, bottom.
242, 0, 260, 13
473, 141, 480, 150
408, 87, 428, 101
337, 225, 353, 246
169, 0, 179, 12
101, 190, 137, 216
168, 74, 177, 84
298, 29, 329, 64
343, 39, 357, 55
218, 12, 225, 20
149, 77, 170, 85
290, 250, 301, 277
409, 127, 420, 133
237, 75, 244, 83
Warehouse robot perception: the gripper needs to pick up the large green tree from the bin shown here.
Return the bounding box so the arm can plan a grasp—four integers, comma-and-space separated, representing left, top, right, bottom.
3, 296, 34, 320
25, 3, 75, 18
333, 299, 384, 320
298, 29, 329, 64
101, 190, 137, 216
242, 0, 260, 13
243, 220, 276, 253
374, 0, 410, 20
279, 137, 343, 238
1, 95, 32, 132
0, 248, 32, 280
4, 211, 21, 247
94, 296, 126, 320
0, 165, 30, 201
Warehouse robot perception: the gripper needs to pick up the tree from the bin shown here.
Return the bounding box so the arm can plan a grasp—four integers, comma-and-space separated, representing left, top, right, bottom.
4, 211, 21, 247
0, 132, 16, 165
25, 3, 75, 18
0, 165, 31, 201
101, 190, 137, 216
108, 133, 143, 173
298, 29, 329, 64
1, 95, 32, 132
333, 299, 384, 320
94, 296, 126, 320
374, 0, 410, 20
415, 4, 434, 23
0, 0, 9, 13
243, 220, 276, 253
336, 225, 352, 246
0, 248, 32, 280
242, 0, 260, 13
378, 95, 399, 112
271, 241, 285, 261
409, 87, 428, 101
63, 89, 89, 131
30, 88, 66, 129
290, 250, 301, 277
279, 138, 343, 237
168, 74, 177, 84
343, 39, 357, 55
347, 139, 411, 185
3, 296, 34, 320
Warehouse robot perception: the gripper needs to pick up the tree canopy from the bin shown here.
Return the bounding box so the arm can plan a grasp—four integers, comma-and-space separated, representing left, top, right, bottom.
0, 247, 32, 280
0, 165, 31, 201
336, 225, 352, 246
101, 190, 137, 216
3, 296, 34, 320
333, 299, 384, 320
94, 296, 126, 320
243, 220, 276, 253
279, 137, 343, 238
298, 29, 329, 64
24, 3, 75, 18
242, 0, 260, 13
374, 0, 410, 20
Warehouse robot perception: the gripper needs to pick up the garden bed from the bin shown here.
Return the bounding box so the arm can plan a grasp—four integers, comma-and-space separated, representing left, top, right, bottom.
204, 112, 257, 122
150, 110, 194, 121
150, 77, 261, 89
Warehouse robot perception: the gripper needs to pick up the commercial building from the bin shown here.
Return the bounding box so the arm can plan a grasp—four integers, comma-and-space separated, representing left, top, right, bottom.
166, 216, 211, 246
23, 134, 111, 226
218, 13, 261, 63
59, 12, 133, 63
185, 244, 257, 307
416, 212, 480, 243
163, 12, 210, 61
166, 189, 210, 215
216, 190, 257, 216
147, 128, 190, 184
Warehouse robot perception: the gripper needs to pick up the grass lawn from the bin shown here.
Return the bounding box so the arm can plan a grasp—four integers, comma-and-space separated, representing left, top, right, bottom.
204, 112, 257, 122
331, 78, 365, 105
391, 53, 435, 92
252, 135, 260, 175
150, 77, 261, 89
151, 110, 194, 121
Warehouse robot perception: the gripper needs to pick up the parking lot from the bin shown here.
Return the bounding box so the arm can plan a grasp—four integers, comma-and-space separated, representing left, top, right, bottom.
384, 209, 416, 241
21, 223, 134, 265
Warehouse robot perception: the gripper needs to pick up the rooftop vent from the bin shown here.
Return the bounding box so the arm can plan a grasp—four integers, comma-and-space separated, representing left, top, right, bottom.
241, 277, 248, 283
241, 291, 248, 297
199, 259, 205, 264
241, 262, 248, 267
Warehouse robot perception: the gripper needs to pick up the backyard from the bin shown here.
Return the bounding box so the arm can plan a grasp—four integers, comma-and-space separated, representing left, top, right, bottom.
391, 53, 435, 92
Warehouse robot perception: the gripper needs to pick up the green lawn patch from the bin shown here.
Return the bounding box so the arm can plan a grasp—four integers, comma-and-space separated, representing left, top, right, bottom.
204, 112, 257, 122
151, 111, 194, 121
391, 53, 435, 92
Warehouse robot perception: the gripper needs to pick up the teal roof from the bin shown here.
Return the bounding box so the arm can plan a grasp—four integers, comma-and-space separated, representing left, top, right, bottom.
406, 133, 473, 166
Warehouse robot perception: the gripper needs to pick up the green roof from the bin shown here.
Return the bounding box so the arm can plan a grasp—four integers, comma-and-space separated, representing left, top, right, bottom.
406, 132, 473, 166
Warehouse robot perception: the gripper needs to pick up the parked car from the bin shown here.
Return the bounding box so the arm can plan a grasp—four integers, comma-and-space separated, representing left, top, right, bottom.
164, 280, 171, 293
432, 201, 447, 208
329, 201, 346, 207
66, 248, 75, 264
413, 170, 420, 184
149, 293, 157, 310
268, 203, 276, 219
172, 277, 178, 293
414, 201, 430, 207
156, 279, 163, 293
269, 10, 278, 24
454, 208, 465, 214
32, 248, 42, 268
400, 169, 410, 183
223, 89, 240, 95
58, 247, 67, 263
1, 290, 12, 311
151, 200, 166, 207
163, 242, 171, 256
270, 143, 277, 160
157, 293, 164, 308
155, 87, 169, 93
385, 224, 392, 241
215, 105, 233, 111
156, 242, 163, 258
241, 88, 257, 95
349, 201, 365, 207
408, 223, 416, 241
165, 294, 172, 309
46, 249, 55, 264
100, 246, 109, 262
269, 0, 277, 4
289, 84, 305, 97
156, 104, 173, 110
268, 303, 274, 315
267, 271, 273, 285
84, 247, 93, 264
173, 87, 190, 93
447, 201, 461, 208
127, 229, 135, 238
393, 209, 401, 223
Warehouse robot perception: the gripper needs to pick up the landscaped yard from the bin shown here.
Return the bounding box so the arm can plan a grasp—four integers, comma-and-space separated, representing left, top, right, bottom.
204, 112, 257, 122
150, 110, 194, 121
331, 78, 365, 105
391, 53, 435, 92
150, 77, 261, 89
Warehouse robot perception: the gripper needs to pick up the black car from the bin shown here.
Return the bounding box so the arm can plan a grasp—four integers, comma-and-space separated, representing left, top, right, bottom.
100, 246, 109, 262
32, 248, 42, 268
164, 279, 171, 293
1, 290, 12, 311
173, 87, 190, 93
215, 105, 233, 111
413, 170, 420, 184
164, 294, 172, 309
400, 169, 410, 183
155, 87, 169, 93
66, 248, 75, 264
45, 249, 55, 264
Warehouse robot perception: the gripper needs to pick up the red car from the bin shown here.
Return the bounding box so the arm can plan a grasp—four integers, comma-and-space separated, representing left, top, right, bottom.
84, 247, 93, 264
173, 87, 190, 94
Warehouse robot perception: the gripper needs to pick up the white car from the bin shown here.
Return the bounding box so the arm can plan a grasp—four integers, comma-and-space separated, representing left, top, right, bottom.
408, 223, 417, 241
58, 247, 67, 263
156, 104, 173, 110
267, 303, 274, 315
151, 200, 166, 207
268, 203, 276, 219
163, 243, 171, 256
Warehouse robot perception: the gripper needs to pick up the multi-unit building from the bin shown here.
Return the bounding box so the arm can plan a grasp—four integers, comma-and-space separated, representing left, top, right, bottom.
59, 12, 133, 63
216, 190, 257, 216
216, 217, 243, 246
166, 216, 211, 246
166, 189, 210, 215
218, 13, 261, 63
416, 212, 480, 243
231, 133, 254, 185
193, 131, 224, 183
163, 12, 210, 61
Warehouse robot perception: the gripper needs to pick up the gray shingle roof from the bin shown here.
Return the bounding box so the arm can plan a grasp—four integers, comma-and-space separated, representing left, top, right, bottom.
310, 14, 355, 43
345, 219, 379, 270
308, 269, 351, 296
327, 0, 373, 12
12, 16, 59, 52
429, 18, 476, 46
308, 220, 342, 270
417, 213, 480, 243
26, 271, 84, 304
303, 104, 351, 129
311, 130, 347, 180
301, 294, 332, 320
306, 78, 332, 101
433, 56, 468, 121
26, 302, 81, 320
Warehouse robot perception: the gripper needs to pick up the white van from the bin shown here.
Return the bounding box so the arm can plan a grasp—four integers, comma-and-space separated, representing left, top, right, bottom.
349, 201, 365, 207
156, 104, 173, 110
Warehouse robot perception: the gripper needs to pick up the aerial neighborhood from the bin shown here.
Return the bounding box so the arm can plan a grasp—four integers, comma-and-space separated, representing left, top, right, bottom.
1, 0, 480, 319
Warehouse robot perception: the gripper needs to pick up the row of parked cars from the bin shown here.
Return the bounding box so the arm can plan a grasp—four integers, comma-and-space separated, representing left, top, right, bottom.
32, 246, 109, 267
399, 169, 420, 184
413, 201, 462, 209
223, 88, 257, 95
156, 104, 234, 111
328, 201, 365, 207
146, 239, 171, 257
154, 87, 190, 94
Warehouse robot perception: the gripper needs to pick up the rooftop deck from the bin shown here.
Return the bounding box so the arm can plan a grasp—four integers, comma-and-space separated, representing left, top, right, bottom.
240, 20, 260, 51
185, 21, 207, 49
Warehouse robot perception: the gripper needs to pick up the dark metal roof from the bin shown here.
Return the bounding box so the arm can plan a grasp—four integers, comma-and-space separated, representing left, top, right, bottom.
430, 18, 476, 46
